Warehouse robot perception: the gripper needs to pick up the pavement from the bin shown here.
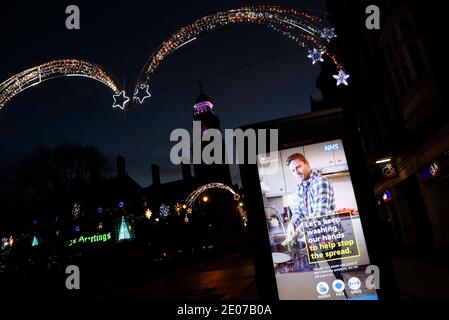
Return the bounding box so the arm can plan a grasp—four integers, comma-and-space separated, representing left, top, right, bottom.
4, 238, 449, 301
77, 249, 449, 300
91, 252, 259, 300
390, 252, 449, 300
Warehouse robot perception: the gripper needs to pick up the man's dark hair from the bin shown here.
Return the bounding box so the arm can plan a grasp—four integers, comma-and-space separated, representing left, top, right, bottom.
286, 153, 308, 166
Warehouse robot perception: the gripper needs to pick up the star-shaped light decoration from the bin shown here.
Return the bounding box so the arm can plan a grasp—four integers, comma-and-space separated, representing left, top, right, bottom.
333, 70, 350, 86
134, 84, 151, 104
321, 27, 337, 42
307, 48, 325, 65
112, 90, 130, 110
160, 204, 170, 219
1, 237, 8, 250
72, 203, 81, 219
145, 209, 152, 220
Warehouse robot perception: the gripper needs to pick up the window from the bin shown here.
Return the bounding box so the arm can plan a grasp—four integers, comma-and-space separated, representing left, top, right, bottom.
384, 42, 395, 63
384, 25, 401, 63
407, 41, 427, 79
393, 65, 406, 97
375, 101, 388, 139
391, 26, 400, 51
384, 74, 399, 108
392, 53, 412, 98
379, 94, 392, 128
399, 16, 413, 40
399, 54, 412, 88
358, 117, 373, 155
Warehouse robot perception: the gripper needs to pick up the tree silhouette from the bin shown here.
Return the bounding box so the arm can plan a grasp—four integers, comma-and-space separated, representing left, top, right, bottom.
0, 144, 111, 229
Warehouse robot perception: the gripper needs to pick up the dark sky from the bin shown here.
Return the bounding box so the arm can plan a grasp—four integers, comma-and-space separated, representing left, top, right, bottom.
0, 0, 326, 186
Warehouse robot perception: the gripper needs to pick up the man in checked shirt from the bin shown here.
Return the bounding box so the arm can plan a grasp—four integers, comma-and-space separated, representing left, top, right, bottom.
285, 153, 345, 284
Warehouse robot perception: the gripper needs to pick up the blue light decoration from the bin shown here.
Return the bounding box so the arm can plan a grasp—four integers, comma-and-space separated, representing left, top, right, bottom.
75, 226, 80, 232
420, 162, 440, 182
31, 235, 40, 247
119, 201, 125, 208
382, 190, 392, 203
321, 27, 337, 42
1, 237, 8, 250
117, 216, 134, 242
160, 204, 170, 219
97, 207, 103, 214
307, 48, 324, 65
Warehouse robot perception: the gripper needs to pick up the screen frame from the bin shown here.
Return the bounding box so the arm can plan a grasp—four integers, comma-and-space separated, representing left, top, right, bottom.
238, 107, 397, 300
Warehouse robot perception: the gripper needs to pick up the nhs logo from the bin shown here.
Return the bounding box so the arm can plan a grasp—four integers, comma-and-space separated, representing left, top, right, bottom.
324, 143, 340, 152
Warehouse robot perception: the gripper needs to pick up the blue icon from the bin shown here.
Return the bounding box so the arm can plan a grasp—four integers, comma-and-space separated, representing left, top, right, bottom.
316, 282, 329, 295
332, 280, 345, 293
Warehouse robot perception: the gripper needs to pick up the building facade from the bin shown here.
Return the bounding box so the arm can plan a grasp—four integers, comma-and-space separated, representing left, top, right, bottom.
324, 0, 449, 249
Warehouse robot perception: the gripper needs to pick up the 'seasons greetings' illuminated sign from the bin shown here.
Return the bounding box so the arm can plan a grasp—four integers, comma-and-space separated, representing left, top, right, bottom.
68, 232, 112, 246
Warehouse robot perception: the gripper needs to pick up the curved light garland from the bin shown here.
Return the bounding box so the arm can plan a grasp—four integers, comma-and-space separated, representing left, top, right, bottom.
182, 182, 241, 223
0, 59, 123, 109
133, 6, 346, 105
185, 182, 239, 209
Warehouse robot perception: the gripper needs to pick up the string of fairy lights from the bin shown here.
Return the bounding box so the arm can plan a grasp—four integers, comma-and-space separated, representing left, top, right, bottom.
181, 182, 241, 223
0, 59, 123, 109
133, 5, 348, 108
0, 6, 349, 112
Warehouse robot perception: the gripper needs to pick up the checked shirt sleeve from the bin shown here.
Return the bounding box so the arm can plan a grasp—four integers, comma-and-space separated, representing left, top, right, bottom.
310, 176, 336, 216
290, 185, 306, 227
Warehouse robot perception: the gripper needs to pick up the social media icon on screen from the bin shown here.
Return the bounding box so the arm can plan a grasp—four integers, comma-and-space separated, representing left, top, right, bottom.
316, 282, 329, 295
348, 277, 361, 290
332, 279, 345, 293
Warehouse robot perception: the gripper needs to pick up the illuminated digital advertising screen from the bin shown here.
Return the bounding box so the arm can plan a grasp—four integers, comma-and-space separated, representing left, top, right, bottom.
257, 139, 378, 300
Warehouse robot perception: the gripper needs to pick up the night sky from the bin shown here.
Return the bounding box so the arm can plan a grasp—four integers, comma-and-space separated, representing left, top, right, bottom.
0, 0, 325, 186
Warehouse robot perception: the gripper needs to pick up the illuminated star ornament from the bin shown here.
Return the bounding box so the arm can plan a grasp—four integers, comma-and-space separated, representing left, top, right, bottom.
1, 237, 8, 250
135, 6, 349, 100
333, 70, 350, 86
72, 203, 81, 219
134, 84, 151, 104
160, 204, 170, 219
145, 209, 153, 220
321, 27, 337, 42
307, 48, 325, 65
112, 90, 130, 110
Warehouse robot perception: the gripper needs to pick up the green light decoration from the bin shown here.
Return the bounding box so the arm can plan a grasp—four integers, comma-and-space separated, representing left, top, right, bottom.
68, 232, 112, 247
31, 235, 40, 247
117, 216, 134, 242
